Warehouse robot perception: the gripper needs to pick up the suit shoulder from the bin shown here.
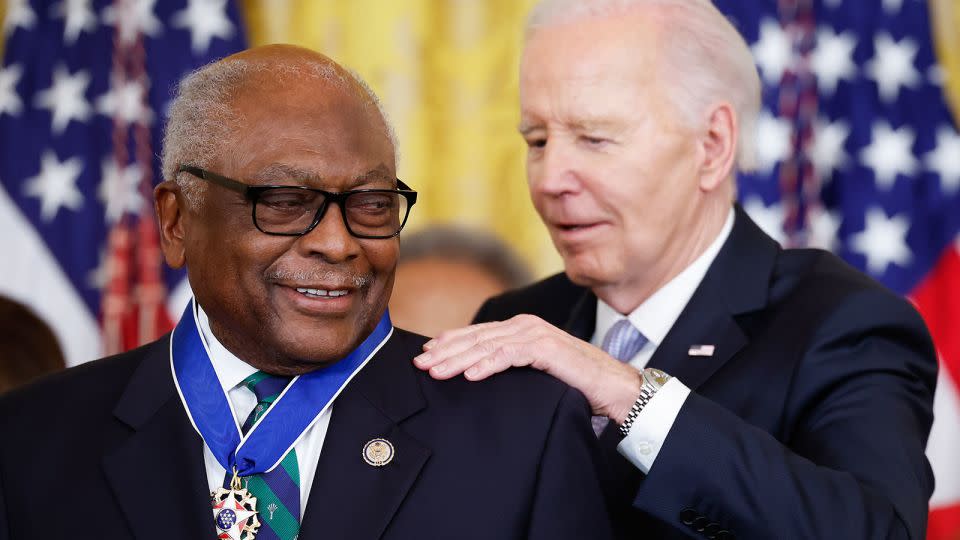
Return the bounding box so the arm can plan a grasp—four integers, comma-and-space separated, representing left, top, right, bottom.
774, 248, 903, 303
475, 273, 585, 324
388, 328, 582, 416
770, 248, 928, 334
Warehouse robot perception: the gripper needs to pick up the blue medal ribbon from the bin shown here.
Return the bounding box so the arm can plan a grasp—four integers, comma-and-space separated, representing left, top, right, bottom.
170, 298, 393, 476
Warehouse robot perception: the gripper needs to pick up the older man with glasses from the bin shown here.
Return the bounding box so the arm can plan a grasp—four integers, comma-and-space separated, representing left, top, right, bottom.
0, 44, 613, 540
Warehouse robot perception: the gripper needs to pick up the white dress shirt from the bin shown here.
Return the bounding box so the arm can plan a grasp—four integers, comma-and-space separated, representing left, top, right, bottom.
196, 306, 331, 516
592, 209, 735, 474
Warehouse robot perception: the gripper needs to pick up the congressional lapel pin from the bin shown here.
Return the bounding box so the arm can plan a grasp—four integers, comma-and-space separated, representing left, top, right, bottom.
363, 438, 395, 467
687, 344, 716, 357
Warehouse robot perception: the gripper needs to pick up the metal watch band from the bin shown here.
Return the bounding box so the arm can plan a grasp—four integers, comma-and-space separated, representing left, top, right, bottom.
618, 368, 669, 437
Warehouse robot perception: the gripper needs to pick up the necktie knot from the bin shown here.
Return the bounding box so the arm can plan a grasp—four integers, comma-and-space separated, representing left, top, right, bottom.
601, 319, 647, 362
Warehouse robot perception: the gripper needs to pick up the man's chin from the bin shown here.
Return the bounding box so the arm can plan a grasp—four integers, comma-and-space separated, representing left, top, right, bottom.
266, 343, 357, 375
561, 255, 618, 289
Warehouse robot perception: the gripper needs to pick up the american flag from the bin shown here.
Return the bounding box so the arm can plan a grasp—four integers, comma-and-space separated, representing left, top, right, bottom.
0, 0, 246, 364
715, 0, 960, 537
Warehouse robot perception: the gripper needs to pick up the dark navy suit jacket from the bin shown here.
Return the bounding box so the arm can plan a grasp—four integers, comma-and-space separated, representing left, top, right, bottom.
474, 206, 937, 540
0, 329, 613, 539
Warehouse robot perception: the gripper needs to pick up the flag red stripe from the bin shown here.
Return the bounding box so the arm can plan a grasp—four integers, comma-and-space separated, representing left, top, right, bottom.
912, 245, 960, 390
928, 503, 960, 540
910, 244, 960, 540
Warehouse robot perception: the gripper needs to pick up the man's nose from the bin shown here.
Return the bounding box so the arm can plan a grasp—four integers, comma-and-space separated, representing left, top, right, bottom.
531, 140, 581, 197
295, 203, 361, 263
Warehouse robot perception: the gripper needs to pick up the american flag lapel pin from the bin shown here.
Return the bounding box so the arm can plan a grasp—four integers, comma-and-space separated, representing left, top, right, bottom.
688, 344, 716, 357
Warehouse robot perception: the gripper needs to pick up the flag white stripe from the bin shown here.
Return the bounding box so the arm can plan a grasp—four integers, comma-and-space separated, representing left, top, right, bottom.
928, 362, 960, 506
0, 185, 101, 366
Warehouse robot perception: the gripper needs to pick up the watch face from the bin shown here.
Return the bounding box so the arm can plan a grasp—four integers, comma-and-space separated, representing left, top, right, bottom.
647, 368, 671, 386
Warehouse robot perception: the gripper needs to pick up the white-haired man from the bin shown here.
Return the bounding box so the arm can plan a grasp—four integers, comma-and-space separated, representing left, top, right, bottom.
415, 1, 937, 538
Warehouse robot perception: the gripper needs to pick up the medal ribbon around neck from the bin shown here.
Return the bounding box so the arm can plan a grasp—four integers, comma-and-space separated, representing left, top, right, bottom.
171, 298, 393, 476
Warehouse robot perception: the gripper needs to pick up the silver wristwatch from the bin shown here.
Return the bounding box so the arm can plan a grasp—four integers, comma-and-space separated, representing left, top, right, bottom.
619, 368, 672, 437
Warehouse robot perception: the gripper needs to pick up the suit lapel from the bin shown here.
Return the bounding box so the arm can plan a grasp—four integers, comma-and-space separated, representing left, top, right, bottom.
299, 332, 430, 540
646, 285, 747, 391
102, 337, 214, 540
648, 205, 778, 391
563, 287, 598, 341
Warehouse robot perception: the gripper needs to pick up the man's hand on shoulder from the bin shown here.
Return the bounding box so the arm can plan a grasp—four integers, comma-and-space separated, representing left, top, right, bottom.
413, 314, 641, 424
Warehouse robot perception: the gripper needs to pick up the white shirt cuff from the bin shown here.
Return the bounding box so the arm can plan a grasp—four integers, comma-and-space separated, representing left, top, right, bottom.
615, 378, 690, 474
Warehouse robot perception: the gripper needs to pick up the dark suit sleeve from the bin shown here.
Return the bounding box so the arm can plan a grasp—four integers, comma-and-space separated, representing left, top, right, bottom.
632, 290, 936, 539
526, 386, 615, 540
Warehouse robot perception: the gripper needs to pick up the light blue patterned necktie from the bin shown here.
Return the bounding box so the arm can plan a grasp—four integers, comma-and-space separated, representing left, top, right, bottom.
593, 319, 649, 435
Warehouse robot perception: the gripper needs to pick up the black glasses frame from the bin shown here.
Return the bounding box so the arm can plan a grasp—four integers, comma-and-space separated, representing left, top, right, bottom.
177, 165, 417, 239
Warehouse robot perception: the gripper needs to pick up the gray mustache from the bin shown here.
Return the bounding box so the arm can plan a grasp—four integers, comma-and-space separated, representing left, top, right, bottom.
266, 268, 372, 288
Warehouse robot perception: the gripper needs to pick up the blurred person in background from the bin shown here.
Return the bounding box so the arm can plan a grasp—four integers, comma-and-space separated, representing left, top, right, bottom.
390, 225, 532, 336
0, 296, 65, 394
415, 0, 939, 538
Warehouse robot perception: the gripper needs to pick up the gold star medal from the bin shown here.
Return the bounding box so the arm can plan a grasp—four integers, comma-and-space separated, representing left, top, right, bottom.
211, 468, 261, 540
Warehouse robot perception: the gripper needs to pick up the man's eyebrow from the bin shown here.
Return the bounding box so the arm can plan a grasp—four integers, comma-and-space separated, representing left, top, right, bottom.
252, 164, 395, 188
351, 166, 395, 187
517, 118, 624, 135
517, 120, 540, 136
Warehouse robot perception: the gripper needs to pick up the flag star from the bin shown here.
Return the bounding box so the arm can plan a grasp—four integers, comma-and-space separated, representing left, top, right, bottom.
99, 158, 145, 223
22, 151, 86, 222
34, 65, 93, 134
811, 27, 857, 96
882, 0, 904, 14
807, 207, 842, 252
3, 0, 36, 36
0, 64, 25, 118
849, 207, 912, 276
86, 247, 109, 290
865, 33, 920, 103
101, 0, 162, 45
751, 18, 792, 85
171, 0, 236, 55
96, 78, 153, 125
755, 111, 793, 171
924, 125, 960, 194
811, 117, 850, 182
743, 197, 786, 245
860, 121, 918, 190
52, 0, 98, 44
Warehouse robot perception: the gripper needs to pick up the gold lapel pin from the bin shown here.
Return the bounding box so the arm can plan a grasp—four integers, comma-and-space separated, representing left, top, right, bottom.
363, 438, 395, 467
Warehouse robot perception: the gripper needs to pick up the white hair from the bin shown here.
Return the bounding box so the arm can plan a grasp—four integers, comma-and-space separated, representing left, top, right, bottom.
162, 55, 397, 207
527, 0, 761, 173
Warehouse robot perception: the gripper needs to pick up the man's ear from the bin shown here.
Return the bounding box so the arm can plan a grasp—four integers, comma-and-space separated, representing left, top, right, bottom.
155, 180, 187, 269
698, 101, 738, 192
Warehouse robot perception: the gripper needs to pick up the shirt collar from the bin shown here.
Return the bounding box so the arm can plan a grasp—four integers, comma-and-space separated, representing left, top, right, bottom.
594, 208, 735, 347
196, 303, 258, 394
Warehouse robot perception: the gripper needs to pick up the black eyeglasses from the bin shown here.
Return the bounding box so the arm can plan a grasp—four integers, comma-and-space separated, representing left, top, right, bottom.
177, 165, 417, 239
